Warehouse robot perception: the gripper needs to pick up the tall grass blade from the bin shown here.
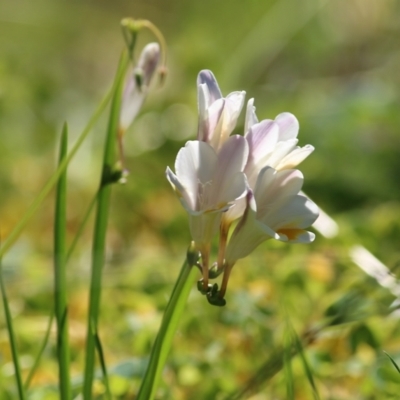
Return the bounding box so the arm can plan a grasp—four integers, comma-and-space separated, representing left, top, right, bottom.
284, 328, 295, 400
54, 124, 71, 399
292, 328, 320, 400
24, 312, 54, 390
93, 325, 112, 400
136, 258, 199, 400
82, 51, 129, 400
0, 74, 114, 261
66, 192, 98, 263
384, 351, 400, 374
0, 259, 26, 400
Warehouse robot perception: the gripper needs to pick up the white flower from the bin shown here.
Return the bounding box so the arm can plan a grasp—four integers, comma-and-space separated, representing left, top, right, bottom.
197, 70, 246, 152
222, 101, 314, 226
225, 167, 319, 265
166, 136, 248, 280
119, 43, 160, 133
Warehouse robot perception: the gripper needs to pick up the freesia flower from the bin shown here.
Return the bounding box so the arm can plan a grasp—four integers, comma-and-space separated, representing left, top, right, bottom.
166, 69, 319, 305
216, 101, 315, 267
197, 70, 246, 152
166, 136, 248, 285
119, 42, 161, 133
218, 167, 319, 297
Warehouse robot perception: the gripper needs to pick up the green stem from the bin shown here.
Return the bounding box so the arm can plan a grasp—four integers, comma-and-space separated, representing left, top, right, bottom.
0, 262, 26, 400
0, 79, 114, 261
66, 192, 98, 263
82, 51, 129, 400
24, 312, 54, 390
136, 259, 199, 400
54, 125, 71, 399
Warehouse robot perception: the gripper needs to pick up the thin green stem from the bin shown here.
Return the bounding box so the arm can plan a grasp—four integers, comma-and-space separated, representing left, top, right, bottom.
66, 192, 98, 263
24, 312, 54, 390
82, 51, 129, 400
54, 125, 71, 399
0, 81, 114, 261
136, 258, 199, 400
0, 262, 26, 400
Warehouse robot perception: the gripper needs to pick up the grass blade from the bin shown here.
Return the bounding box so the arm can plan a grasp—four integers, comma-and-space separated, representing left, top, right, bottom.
54, 124, 71, 399
0, 260, 26, 400
66, 192, 98, 263
384, 351, 400, 374
93, 326, 112, 400
0, 68, 115, 261
24, 312, 54, 390
284, 328, 295, 400
292, 328, 320, 400
136, 257, 199, 400
82, 50, 129, 400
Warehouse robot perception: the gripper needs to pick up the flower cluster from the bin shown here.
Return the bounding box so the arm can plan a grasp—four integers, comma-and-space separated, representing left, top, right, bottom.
166, 70, 319, 305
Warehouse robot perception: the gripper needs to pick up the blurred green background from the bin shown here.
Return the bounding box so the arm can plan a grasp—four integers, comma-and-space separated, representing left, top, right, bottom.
1, 0, 400, 398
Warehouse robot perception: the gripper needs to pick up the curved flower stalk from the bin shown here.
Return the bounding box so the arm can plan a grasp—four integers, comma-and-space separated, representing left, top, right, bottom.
166, 136, 248, 287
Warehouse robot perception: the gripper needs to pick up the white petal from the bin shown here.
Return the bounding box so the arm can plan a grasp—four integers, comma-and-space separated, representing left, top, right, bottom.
244, 98, 259, 133
197, 70, 222, 105
174, 141, 217, 211
277, 230, 315, 243
213, 91, 245, 149
166, 166, 196, 211
275, 112, 299, 141
226, 191, 277, 263
215, 171, 247, 208
206, 98, 225, 143
276, 145, 314, 170
197, 84, 209, 141
244, 120, 279, 186
211, 135, 248, 206
263, 194, 319, 231
223, 196, 247, 224
263, 139, 298, 168
255, 168, 304, 217
120, 43, 160, 131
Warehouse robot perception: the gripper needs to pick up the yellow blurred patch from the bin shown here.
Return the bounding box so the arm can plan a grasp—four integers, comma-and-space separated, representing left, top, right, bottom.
306, 254, 334, 283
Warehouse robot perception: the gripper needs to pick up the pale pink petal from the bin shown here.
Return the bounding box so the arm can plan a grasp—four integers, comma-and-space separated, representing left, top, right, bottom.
211, 91, 245, 149
275, 112, 299, 141
255, 168, 304, 215
165, 167, 196, 212
263, 139, 298, 168
206, 99, 225, 142
211, 135, 248, 205
276, 145, 314, 170
244, 120, 279, 186
223, 196, 246, 224
215, 171, 247, 208
223, 91, 246, 133
197, 84, 209, 141
244, 98, 259, 133
226, 191, 278, 263
174, 141, 217, 211
263, 194, 319, 231
197, 70, 222, 105
120, 43, 160, 131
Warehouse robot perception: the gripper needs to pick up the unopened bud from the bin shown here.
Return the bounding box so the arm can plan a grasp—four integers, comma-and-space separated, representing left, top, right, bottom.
119, 43, 161, 133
